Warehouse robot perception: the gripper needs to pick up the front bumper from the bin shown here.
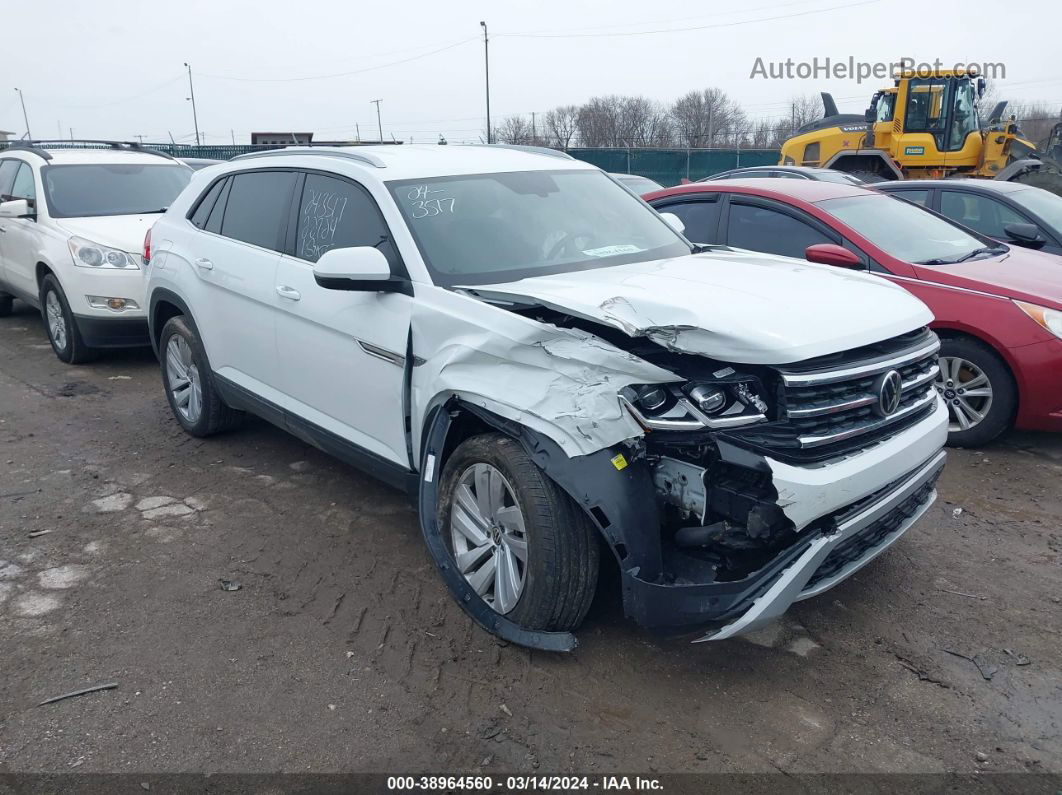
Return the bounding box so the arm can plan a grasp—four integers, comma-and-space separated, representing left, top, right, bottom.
73, 314, 150, 348
620, 397, 948, 637
1012, 338, 1062, 433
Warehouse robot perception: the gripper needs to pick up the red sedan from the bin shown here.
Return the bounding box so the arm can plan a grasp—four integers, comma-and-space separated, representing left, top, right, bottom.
646, 179, 1062, 446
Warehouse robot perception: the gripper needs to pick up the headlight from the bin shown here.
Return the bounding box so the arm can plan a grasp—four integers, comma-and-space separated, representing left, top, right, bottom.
68, 236, 140, 270
1015, 301, 1062, 340
620, 377, 770, 431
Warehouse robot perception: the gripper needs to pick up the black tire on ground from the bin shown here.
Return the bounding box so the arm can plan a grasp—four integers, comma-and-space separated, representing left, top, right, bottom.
0, 294, 13, 317
938, 336, 1016, 448
848, 170, 888, 184
39, 274, 97, 364
437, 433, 600, 632
158, 315, 242, 437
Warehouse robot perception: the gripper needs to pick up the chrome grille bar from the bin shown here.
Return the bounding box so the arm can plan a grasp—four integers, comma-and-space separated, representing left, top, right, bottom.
787, 364, 939, 419
778, 338, 940, 387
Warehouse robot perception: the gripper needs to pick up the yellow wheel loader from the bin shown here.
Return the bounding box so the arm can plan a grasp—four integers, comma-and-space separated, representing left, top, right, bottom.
779, 68, 1062, 194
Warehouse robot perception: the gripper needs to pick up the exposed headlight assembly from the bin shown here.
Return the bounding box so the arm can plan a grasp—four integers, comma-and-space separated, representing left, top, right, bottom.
68, 236, 140, 270
1015, 301, 1062, 341
620, 376, 769, 431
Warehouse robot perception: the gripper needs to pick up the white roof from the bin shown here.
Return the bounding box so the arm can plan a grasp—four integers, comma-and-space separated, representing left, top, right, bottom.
5, 147, 183, 166
227, 144, 597, 181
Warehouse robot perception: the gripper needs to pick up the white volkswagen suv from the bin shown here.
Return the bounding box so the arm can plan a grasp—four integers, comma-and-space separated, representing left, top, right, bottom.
146, 145, 947, 650
0, 143, 191, 362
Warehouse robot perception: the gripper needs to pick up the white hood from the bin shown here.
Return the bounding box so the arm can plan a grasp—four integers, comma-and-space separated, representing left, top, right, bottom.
463, 249, 933, 365
56, 214, 159, 254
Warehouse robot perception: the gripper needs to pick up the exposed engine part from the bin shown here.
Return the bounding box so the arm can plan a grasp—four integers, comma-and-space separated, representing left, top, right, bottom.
674, 521, 729, 548
652, 456, 707, 523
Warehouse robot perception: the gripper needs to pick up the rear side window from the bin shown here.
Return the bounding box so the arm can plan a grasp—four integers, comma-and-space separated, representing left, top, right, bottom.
10, 163, 36, 207
660, 199, 721, 244
888, 189, 930, 207
0, 159, 20, 199
205, 178, 231, 234
189, 179, 226, 228
220, 171, 297, 251
727, 202, 834, 259
294, 173, 400, 270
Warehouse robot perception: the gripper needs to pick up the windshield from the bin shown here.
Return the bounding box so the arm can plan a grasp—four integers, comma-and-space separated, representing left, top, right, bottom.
821, 194, 992, 264
42, 163, 192, 218
616, 175, 664, 194
1010, 187, 1062, 231
388, 170, 691, 286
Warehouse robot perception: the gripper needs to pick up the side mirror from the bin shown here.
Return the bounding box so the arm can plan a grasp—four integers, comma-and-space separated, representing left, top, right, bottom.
1003, 222, 1046, 249
313, 246, 410, 293
659, 211, 685, 235
805, 243, 863, 268
0, 199, 34, 219
864, 107, 876, 124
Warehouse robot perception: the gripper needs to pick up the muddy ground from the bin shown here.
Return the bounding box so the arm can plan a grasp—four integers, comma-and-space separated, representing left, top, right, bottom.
0, 302, 1059, 777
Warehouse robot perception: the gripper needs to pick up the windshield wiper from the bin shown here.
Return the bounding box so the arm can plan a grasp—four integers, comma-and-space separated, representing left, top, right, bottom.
954, 245, 1006, 263
916, 257, 950, 265
134, 208, 169, 214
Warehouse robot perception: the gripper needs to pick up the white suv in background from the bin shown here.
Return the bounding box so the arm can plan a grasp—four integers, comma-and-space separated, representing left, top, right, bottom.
146, 145, 947, 650
0, 143, 191, 362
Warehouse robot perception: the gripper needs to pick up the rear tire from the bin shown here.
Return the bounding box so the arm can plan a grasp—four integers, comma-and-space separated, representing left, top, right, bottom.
936, 337, 1015, 447
437, 433, 599, 632
159, 315, 242, 437
39, 274, 96, 364
0, 294, 13, 317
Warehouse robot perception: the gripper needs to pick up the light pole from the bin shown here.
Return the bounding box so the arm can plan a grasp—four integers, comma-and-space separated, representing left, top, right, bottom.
480, 21, 491, 144
183, 62, 201, 146
14, 88, 31, 139
370, 99, 383, 143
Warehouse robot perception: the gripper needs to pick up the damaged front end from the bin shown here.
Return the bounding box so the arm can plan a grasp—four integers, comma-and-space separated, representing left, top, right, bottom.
414, 285, 948, 647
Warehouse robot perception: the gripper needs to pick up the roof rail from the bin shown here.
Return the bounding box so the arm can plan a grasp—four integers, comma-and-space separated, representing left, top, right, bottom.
464, 143, 574, 161
2, 142, 53, 161
3, 140, 177, 162
230, 147, 387, 168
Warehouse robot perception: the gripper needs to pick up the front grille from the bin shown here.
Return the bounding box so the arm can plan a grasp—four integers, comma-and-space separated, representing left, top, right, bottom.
805, 467, 940, 589
727, 328, 940, 462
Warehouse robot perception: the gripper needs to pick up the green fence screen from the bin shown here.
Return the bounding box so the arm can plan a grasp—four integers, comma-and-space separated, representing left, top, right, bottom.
0, 142, 778, 186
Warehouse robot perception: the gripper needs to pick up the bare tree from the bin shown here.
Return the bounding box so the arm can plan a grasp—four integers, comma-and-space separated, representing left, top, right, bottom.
495, 114, 533, 145
670, 88, 747, 148
544, 105, 579, 150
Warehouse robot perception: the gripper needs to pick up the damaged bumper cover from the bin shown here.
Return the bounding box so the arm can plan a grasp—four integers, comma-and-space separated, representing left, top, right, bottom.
621, 398, 948, 639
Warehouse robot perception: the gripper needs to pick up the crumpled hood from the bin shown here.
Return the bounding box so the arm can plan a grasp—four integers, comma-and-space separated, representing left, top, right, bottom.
56, 214, 159, 254
463, 249, 933, 365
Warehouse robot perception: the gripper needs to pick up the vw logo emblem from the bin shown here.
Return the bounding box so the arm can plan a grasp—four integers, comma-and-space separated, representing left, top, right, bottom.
875, 370, 903, 417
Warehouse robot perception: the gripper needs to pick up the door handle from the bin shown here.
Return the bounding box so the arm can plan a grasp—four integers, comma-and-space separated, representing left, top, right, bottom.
275, 285, 301, 301
194, 257, 214, 270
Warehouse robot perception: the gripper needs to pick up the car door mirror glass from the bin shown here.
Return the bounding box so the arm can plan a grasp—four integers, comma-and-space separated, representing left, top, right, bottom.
805, 243, 863, 268
1002, 222, 1046, 249
658, 211, 685, 235
0, 199, 33, 219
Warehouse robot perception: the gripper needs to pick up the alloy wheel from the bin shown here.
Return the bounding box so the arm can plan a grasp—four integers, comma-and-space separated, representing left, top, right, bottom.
936, 356, 994, 432
45, 290, 68, 351
449, 463, 529, 614
166, 335, 203, 423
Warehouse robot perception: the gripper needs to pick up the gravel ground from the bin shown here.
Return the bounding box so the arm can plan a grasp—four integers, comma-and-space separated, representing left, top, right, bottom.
1, 302, 1060, 776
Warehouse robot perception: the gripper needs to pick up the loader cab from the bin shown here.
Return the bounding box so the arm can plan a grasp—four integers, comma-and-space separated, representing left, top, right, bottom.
895, 73, 983, 156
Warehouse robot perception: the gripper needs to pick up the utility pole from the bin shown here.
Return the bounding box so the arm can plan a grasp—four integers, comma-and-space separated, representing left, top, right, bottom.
531, 111, 536, 145
370, 99, 383, 143
480, 21, 491, 144
230, 129, 235, 145
183, 62, 201, 146
14, 88, 31, 139
356, 123, 361, 142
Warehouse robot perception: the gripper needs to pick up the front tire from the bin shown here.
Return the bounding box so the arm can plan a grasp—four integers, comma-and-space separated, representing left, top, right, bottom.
39, 275, 96, 364
0, 294, 13, 317
437, 433, 599, 632
159, 315, 241, 437
936, 337, 1015, 447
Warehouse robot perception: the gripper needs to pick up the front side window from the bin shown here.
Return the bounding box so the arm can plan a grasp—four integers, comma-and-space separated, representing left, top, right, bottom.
821, 194, 988, 264
940, 191, 1029, 238
949, 80, 980, 150
294, 173, 400, 270
10, 163, 37, 207
0, 159, 20, 199
42, 163, 190, 218
660, 198, 721, 244
220, 171, 297, 251
726, 202, 834, 259
387, 170, 690, 286
1009, 187, 1062, 233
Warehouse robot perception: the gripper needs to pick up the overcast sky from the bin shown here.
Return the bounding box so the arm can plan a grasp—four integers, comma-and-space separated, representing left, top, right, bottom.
2, 0, 1056, 145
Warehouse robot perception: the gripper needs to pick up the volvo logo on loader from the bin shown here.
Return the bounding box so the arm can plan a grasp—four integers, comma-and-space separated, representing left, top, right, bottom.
876, 370, 904, 417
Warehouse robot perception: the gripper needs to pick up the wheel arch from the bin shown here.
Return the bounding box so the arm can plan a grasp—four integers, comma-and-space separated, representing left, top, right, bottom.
148, 288, 194, 358
825, 150, 904, 180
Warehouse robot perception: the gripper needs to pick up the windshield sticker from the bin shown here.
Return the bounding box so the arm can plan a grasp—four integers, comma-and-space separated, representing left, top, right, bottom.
582, 244, 642, 258
406, 185, 456, 219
